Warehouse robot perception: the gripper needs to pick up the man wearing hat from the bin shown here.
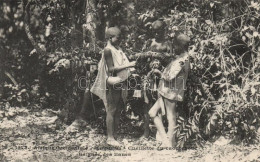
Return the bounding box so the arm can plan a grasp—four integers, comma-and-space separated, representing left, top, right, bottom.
149, 33, 190, 147
91, 26, 136, 146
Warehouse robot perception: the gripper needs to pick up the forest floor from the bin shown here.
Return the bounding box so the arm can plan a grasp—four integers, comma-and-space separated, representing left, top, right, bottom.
0, 106, 260, 162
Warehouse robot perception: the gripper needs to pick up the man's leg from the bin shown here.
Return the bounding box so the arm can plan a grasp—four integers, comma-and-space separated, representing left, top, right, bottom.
165, 99, 177, 147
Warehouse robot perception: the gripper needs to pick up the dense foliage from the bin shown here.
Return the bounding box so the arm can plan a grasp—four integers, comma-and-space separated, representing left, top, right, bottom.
1, 0, 260, 148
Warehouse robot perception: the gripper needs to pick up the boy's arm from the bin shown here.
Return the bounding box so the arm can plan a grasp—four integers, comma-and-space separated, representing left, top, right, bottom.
151, 69, 162, 77
104, 48, 134, 74
161, 60, 183, 81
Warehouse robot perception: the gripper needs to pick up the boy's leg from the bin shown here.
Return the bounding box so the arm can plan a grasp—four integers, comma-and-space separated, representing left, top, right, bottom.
149, 98, 169, 145
165, 99, 177, 147
106, 87, 121, 146
155, 113, 163, 141
78, 90, 92, 119
65, 90, 90, 132
113, 98, 124, 139
141, 102, 151, 138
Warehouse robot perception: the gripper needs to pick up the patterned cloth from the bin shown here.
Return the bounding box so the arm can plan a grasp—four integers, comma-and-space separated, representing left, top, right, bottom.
157, 52, 190, 101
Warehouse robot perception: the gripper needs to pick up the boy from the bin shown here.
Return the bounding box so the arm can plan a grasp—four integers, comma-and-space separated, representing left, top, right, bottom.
149, 33, 190, 147
91, 27, 136, 146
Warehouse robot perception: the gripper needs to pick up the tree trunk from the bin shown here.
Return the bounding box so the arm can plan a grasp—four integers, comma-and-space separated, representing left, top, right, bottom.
84, 0, 106, 48
70, 1, 82, 48
0, 46, 3, 99
22, 0, 45, 54
83, 0, 98, 49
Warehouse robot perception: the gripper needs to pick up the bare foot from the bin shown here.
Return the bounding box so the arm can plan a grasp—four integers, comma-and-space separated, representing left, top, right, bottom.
140, 129, 150, 140
107, 139, 121, 147
65, 119, 87, 133
113, 133, 118, 140
161, 136, 172, 147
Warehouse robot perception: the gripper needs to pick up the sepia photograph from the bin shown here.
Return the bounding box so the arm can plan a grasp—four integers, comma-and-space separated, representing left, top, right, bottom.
0, 0, 260, 161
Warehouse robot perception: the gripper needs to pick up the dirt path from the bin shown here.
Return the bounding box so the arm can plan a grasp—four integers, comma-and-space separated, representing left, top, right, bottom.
0, 107, 259, 162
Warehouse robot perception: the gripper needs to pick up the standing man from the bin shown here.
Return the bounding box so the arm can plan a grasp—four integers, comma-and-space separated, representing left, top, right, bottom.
91, 27, 136, 146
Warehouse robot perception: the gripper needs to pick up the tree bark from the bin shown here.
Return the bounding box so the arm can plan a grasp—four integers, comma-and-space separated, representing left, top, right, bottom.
69, 0, 82, 48
0, 46, 3, 99
22, 0, 46, 54
83, 0, 98, 49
